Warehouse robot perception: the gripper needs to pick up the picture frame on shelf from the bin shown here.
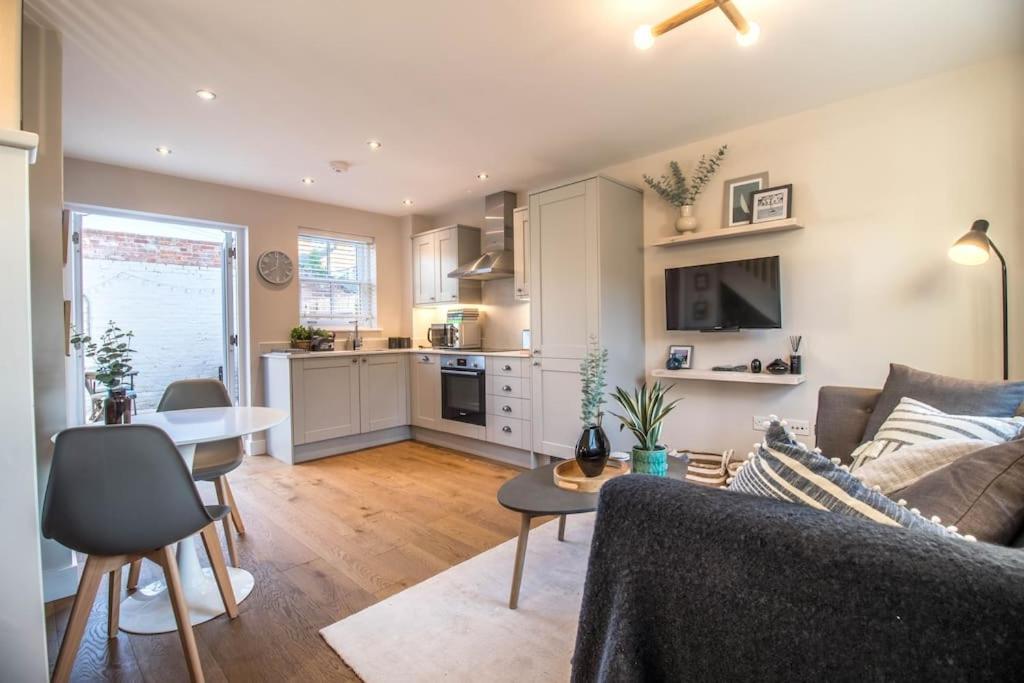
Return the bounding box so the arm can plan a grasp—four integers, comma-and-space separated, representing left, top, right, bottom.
668, 345, 693, 369
751, 184, 793, 223
722, 172, 769, 227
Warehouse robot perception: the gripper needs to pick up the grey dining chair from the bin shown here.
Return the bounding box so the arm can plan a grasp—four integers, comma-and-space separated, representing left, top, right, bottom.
43, 424, 238, 683
127, 379, 245, 591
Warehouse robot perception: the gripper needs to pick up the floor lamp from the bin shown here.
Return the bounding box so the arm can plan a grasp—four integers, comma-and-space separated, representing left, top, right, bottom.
948, 219, 1008, 380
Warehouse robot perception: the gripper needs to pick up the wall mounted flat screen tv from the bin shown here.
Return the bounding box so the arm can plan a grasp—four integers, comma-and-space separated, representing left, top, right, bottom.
665, 256, 782, 331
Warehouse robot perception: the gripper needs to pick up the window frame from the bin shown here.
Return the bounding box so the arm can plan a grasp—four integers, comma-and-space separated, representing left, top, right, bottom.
297, 229, 379, 331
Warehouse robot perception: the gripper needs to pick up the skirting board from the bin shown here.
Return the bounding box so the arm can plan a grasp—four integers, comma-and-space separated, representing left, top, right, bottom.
287, 426, 413, 464
248, 438, 267, 456
411, 427, 540, 469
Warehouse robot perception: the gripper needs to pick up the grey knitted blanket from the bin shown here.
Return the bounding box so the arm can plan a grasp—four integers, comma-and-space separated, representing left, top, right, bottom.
571, 475, 1024, 682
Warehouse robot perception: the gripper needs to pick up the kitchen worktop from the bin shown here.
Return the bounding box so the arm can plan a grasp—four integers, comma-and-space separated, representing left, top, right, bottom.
262, 348, 531, 360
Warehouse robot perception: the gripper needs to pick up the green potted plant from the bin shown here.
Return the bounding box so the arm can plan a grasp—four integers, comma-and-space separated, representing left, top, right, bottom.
609, 381, 681, 476
70, 321, 136, 424
643, 145, 727, 234
290, 325, 313, 350
575, 341, 610, 477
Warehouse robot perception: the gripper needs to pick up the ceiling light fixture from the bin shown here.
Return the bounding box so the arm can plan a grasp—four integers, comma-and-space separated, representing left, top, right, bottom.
300, 177, 315, 185
367, 139, 383, 150
634, 0, 759, 50
402, 199, 414, 207
155, 146, 172, 155
476, 172, 489, 181
195, 89, 217, 101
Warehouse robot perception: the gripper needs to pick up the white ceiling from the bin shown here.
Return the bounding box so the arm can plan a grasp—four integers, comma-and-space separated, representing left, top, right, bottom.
25, 0, 1023, 217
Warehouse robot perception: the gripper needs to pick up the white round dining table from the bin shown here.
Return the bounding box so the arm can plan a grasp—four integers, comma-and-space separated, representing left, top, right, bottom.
54, 406, 286, 635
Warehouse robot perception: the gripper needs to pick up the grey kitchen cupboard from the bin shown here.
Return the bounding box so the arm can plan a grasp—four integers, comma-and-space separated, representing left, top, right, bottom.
359, 354, 410, 432
291, 356, 361, 444
412, 225, 482, 306
528, 176, 644, 457
410, 353, 441, 429
513, 206, 529, 301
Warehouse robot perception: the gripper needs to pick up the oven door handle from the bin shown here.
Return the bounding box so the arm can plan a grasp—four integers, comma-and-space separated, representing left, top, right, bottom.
441, 369, 484, 376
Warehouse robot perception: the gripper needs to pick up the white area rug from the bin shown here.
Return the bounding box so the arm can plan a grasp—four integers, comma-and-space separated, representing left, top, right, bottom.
320, 513, 595, 682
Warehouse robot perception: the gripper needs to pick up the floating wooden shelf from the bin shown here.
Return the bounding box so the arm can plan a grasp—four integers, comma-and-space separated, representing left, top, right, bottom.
652, 368, 806, 385
651, 218, 804, 247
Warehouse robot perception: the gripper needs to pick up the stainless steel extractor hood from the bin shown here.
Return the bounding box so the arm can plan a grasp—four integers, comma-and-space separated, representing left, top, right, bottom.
449, 190, 516, 280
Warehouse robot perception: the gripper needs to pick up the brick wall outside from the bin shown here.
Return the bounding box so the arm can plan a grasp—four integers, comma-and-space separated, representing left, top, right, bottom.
81, 229, 228, 411
82, 229, 222, 268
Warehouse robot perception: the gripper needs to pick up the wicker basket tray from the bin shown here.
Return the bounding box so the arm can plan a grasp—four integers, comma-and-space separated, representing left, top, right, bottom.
553, 459, 630, 493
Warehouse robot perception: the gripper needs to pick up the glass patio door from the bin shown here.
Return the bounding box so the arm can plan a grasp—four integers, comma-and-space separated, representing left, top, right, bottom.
66, 207, 244, 423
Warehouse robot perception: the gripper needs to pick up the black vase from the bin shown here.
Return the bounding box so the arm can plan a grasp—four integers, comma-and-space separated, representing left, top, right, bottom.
104, 388, 132, 425
575, 425, 611, 477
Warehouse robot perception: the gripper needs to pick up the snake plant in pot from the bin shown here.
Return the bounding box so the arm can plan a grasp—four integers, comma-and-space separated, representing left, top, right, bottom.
576, 341, 610, 477
610, 381, 681, 476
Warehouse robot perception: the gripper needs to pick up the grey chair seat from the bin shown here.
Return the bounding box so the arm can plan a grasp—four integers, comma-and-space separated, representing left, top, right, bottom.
204, 504, 231, 521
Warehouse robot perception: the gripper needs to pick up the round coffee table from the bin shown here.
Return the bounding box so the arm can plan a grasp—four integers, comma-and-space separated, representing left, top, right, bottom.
497, 457, 687, 609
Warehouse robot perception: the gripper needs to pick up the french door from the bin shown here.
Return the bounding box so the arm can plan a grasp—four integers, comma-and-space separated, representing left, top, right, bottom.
65, 206, 247, 423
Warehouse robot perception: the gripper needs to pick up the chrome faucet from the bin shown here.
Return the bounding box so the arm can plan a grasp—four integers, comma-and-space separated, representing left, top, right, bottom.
350, 320, 363, 350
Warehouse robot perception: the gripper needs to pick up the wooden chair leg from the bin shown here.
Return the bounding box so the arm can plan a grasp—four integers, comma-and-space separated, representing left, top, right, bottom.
213, 477, 239, 566
151, 546, 204, 683
52, 556, 110, 683
222, 476, 246, 536
199, 523, 239, 619
126, 559, 142, 591
107, 565, 123, 639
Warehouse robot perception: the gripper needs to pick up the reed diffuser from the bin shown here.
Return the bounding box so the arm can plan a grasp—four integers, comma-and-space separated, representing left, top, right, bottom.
789, 336, 803, 375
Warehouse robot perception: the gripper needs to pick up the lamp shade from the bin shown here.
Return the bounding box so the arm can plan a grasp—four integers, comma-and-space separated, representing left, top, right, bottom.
949, 219, 991, 266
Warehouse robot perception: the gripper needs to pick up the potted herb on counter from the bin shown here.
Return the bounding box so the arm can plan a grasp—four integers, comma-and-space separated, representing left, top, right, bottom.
290, 325, 313, 351
610, 381, 681, 476
70, 321, 136, 424
576, 341, 610, 477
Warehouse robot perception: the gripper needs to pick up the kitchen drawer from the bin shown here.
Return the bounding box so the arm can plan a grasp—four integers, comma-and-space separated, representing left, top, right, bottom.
487, 395, 530, 421
487, 416, 531, 450
488, 375, 530, 399
486, 357, 526, 378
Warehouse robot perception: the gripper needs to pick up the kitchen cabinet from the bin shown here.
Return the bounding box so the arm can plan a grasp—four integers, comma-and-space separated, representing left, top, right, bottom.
291, 356, 361, 444
411, 225, 482, 306
410, 353, 441, 429
513, 207, 529, 301
360, 354, 409, 432
529, 176, 644, 457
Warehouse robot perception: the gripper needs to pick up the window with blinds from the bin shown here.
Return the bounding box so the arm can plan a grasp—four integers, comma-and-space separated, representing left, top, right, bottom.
298, 232, 377, 328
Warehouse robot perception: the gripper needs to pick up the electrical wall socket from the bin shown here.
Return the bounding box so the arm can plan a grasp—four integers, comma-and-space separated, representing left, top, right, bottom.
752, 416, 811, 436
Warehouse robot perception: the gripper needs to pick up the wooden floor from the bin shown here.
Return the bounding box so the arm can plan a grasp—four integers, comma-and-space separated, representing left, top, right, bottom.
45, 440, 541, 682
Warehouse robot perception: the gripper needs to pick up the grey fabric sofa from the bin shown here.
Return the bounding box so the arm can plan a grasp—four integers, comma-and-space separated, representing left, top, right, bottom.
571, 385, 1024, 682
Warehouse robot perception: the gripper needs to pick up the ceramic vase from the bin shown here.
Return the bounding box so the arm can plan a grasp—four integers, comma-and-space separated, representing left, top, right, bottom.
575, 425, 611, 477
631, 446, 668, 477
103, 388, 132, 425
675, 205, 698, 234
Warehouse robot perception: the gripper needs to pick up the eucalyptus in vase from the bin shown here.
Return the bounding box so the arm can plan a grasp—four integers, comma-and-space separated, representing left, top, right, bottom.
643, 145, 728, 234
70, 321, 136, 425
575, 340, 610, 477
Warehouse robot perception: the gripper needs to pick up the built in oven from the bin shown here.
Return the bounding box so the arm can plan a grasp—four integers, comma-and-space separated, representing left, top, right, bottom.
440, 354, 486, 426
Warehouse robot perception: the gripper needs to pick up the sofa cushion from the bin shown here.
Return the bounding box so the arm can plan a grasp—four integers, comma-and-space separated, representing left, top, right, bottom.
862, 364, 1024, 442
851, 397, 1024, 470
897, 438, 1024, 545
855, 439, 990, 494
728, 421, 962, 539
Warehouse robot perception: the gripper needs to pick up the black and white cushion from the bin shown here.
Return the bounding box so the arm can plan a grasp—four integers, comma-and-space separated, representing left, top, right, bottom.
728, 420, 968, 540
851, 397, 1024, 470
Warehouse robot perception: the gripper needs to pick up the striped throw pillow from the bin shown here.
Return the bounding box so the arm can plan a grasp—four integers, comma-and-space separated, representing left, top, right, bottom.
850, 397, 1024, 470
728, 420, 967, 539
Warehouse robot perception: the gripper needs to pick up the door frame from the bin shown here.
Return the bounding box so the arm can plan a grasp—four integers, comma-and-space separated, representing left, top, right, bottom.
64, 203, 251, 422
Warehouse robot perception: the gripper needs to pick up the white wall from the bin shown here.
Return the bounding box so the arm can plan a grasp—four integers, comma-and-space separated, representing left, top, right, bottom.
595, 55, 1023, 457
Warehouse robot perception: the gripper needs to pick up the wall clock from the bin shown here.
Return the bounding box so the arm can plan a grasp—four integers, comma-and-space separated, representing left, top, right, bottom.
257, 250, 294, 285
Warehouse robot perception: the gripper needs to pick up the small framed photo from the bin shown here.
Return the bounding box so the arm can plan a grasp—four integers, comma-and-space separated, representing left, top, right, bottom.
723, 172, 769, 227
669, 345, 693, 369
751, 184, 793, 223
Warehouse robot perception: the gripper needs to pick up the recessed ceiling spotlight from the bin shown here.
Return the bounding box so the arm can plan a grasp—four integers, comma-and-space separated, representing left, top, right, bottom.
195, 89, 217, 101
155, 146, 172, 156
402, 198, 414, 207
367, 139, 383, 150
476, 172, 489, 181
300, 176, 315, 185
